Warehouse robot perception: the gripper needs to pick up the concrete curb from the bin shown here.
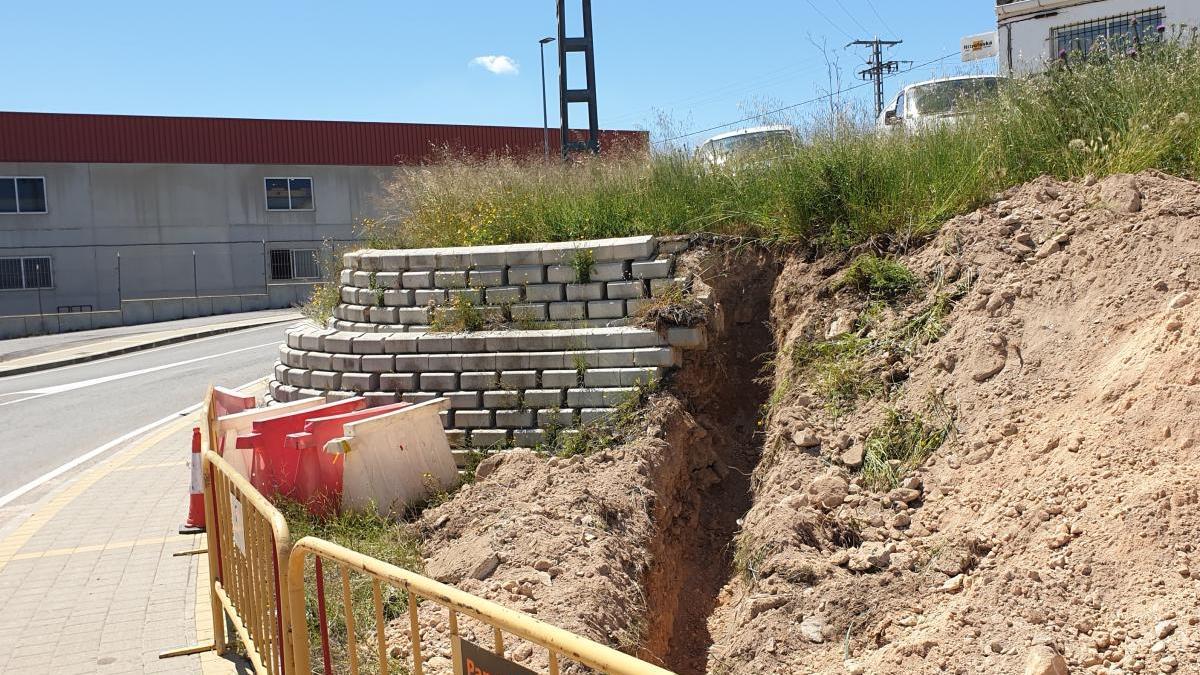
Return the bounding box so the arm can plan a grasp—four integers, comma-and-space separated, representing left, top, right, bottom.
0, 316, 304, 378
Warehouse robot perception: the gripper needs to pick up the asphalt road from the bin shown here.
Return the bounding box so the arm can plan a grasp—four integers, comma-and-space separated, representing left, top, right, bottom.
0, 323, 290, 515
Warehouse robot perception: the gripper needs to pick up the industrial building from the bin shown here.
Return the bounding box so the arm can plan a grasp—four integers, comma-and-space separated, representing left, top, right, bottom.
0, 112, 646, 337
997, 0, 1200, 73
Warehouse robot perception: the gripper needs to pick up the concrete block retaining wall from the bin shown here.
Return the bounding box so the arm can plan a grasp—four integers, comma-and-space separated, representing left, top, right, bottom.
328, 235, 691, 333
269, 236, 701, 463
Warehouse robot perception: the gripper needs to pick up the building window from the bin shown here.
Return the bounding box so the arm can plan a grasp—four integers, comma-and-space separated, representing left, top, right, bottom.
270, 249, 321, 280
0, 256, 53, 290
264, 177, 314, 211
1053, 8, 1165, 58
0, 177, 47, 214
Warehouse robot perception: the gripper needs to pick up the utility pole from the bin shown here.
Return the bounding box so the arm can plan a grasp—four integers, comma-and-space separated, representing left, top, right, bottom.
848, 37, 906, 118
556, 0, 600, 157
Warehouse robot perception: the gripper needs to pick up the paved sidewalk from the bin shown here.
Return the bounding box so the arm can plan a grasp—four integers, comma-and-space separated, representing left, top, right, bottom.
0, 310, 304, 377
0, 409, 247, 674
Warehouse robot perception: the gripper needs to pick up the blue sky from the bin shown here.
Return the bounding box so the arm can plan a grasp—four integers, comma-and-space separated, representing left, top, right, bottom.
0, 1, 997, 144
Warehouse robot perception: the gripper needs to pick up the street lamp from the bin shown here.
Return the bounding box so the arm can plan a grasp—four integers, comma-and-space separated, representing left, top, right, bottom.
539, 36, 555, 160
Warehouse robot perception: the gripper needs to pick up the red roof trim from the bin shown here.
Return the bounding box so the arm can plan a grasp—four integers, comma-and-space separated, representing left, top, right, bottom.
0, 112, 647, 166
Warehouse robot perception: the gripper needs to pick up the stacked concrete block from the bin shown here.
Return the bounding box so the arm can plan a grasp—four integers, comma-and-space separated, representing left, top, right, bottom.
270, 327, 682, 457
333, 236, 682, 331
273, 236, 708, 464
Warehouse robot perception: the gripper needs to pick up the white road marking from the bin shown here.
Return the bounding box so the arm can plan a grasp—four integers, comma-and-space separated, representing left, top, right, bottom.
0, 341, 279, 406
0, 377, 265, 509
0, 320, 298, 383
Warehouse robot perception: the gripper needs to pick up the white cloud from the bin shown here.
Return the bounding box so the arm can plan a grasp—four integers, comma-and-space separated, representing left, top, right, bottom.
470, 55, 520, 76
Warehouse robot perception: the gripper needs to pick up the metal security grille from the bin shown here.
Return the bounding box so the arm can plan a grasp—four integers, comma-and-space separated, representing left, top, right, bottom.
0, 258, 22, 290
23, 257, 53, 288
270, 249, 294, 280
291, 249, 320, 279
1053, 8, 1164, 57
0, 256, 52, 290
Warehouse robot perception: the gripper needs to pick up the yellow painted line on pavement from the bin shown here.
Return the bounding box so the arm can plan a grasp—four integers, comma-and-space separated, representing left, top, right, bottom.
0, 412, 196, 574
6, 534, 189, 561
113, 460, 183, 471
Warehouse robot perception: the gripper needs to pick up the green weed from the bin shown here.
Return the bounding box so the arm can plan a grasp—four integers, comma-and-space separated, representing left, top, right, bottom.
791, 333, 879, 416
303, 282, 342, 326
429, 292, 485, 332
571, 248, 596, 284
572, 353, 590, 384
300, 242, 351, 325
278, 500, 422, 675
895, 287, 966, 351
732, 533, 768, 584
836, 254, 918, 302
860, 399, 955, 490
544, 377, 661, 458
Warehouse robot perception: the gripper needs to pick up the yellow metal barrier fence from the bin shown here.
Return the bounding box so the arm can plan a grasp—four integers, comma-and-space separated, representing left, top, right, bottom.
287, 536, 675, 675
204, 450, 293, 675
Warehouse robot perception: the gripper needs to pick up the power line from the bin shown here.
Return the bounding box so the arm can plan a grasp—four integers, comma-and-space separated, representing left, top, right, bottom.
605, 60, 834, 127
652, 51, 959, 146
831, 0, 871, 34
862, 0, 898, 39
802, 0, 852, 40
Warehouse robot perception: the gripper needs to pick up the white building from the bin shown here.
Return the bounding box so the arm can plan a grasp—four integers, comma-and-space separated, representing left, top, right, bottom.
997, 0, 1200, 74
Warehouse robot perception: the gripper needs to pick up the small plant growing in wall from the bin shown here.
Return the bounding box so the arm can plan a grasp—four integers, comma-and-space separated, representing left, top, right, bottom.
367, 271, 386, 307
538, 409, 564, 451
430, 292, 485, 332
571, 248, 595, 284
572, 353, 590, 386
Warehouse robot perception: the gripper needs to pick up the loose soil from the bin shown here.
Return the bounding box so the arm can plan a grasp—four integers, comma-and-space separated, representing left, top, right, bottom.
707, 171, 1200, 674
388, 171, 1200, 674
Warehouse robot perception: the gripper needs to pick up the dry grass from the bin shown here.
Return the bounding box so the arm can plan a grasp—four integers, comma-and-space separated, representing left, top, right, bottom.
359, 38, 1200, 255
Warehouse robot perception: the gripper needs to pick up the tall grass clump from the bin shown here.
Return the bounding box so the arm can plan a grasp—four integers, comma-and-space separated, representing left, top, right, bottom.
300, 241, 353, 325
364, 36, 1200, 254
860, 398, 955, 490
790, 333, 880, 416
835, 253, 918, 302
984, 27, 1200, 182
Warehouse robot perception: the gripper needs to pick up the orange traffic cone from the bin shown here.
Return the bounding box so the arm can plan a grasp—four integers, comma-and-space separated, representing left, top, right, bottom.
179, 427, 205, 534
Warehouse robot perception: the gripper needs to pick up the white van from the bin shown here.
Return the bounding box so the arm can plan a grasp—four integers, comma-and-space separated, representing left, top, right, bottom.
695, 125, 800, 167
877, 75, 1001, 130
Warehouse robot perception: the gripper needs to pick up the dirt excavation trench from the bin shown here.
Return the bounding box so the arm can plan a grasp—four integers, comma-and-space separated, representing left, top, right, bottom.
636, 247, 781, 674
410, 243, 782, 675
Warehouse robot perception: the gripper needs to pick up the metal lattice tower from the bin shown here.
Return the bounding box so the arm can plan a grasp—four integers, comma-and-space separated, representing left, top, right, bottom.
848, 38, 907, 118
557, 0, 600, 156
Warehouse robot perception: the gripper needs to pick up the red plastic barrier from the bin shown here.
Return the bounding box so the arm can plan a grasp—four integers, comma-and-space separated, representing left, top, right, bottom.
286, 402, 411, 516
212, 386, 256, 418
236, 398, 366, 497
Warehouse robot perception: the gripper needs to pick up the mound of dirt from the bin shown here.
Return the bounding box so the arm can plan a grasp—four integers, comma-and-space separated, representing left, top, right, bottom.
402, 395, 710, 673
707, 171, 1200, 674
385, 172, 1200, 675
